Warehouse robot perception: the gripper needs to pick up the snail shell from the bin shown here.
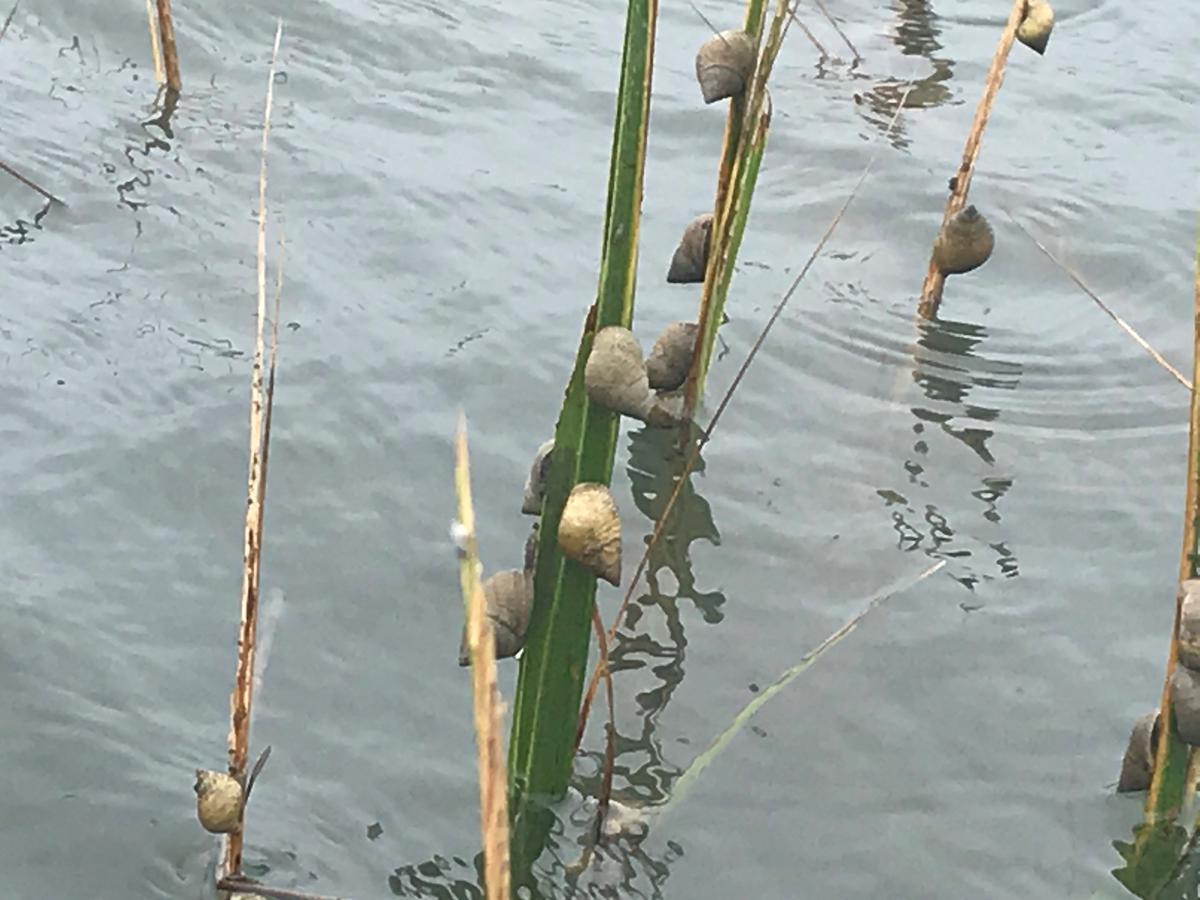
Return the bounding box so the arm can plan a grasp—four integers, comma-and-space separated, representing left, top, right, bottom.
644, 390, 687, 428
458, 568, 534, 667
521, 439, 555, 515
194, 769, 243, 834
585, 326, 654, 420
695, 29, 756, 104
646, 322, 699, 392
1016, 0, 1054, 55
1117, 711, 1161, 793
558, 482, 622, 586
1177, 579, 1200, 670
524, 521, 540, 573
932, 205, 995, 276
1171, 665, 1200, 745
667, 214, 714, 284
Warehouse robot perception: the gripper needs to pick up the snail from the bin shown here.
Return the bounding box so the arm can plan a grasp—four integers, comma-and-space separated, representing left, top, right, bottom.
585, 326, 655, 420
931, 205, 995, 276
524, 521, 540, 573
695, 30, 756, 104
1117, 711, 1161, 793
667, 213, 713, 284
1016, 0, 1054, 55
1171, 665, 1200, 745
1176, 579, 1200, 670
458, 568, 534, 667
558, 482, 622, 586
521, 438, 555, 515
644, 390, 687, 428
194, 769, 243, 834
646, 322, 699, 392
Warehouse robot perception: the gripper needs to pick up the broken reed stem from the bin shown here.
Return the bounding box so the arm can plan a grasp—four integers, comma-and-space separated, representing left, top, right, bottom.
788, 8, 830, 61
809, 0, 860, 62
144, 0, 164, 85
454, 416, 511, 900
576, 74, 919, 736
918, 0, 1025, 318
590, 605, 618, 837
1006, 212, 1192, 390
223, 20, 282, 880
0, 159, 64, 206
154, 0, 181, 92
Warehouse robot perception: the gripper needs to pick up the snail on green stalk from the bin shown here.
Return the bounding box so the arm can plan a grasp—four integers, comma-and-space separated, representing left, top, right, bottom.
458, 567, 534, 667
1171, 665, 1200, 745
584, 326, 688, 427
521, 438, 554, 515
695, 30, 756, 104
1175, 579, 1200, 669
932, 205, 995, 276
1116, 711, 1160, 793
558, 482, 622, 586
667, 214, 713, 284
1016, 0, 1054, 55
646, 322, 699, 392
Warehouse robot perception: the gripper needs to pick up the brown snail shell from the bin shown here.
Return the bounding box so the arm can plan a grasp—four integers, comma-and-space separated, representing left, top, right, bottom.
558, 482, 622, 586
1171, 665, 1200, 745
458, 568, 534, 667
585, 326, 654, 420
932, 205, 995, 276
1117, 711, 1161, 793
695, 30, 756, 104
1177, 579, 1200, 670
667, 214, 713, 284
646, 322, 699, 392
1017, 0, 1054, 55
194, 769, 243, 834
521, 438, 555, 515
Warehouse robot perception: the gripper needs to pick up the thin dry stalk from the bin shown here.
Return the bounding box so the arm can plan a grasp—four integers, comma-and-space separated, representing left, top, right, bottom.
575, 74, 919, 735
589, 606, 618, 837
454, 416, 511, 900
809, 0, 860, 62
223, 20, 283, 880
788, 8, 830, 60
0, 0, 18, 42
0, 159, 63, 205
1007, 213, 1191, 390
155, 0, 181, 92
918, 0, 1025, 318
144, 0, 164, 85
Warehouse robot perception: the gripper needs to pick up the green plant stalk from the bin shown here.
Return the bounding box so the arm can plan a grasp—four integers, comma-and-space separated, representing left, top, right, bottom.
508, 0, 658, 803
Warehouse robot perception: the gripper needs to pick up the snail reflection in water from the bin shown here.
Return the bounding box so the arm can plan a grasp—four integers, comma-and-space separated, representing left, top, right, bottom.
695, 30, 756, 104
667, 214, 713, 284
932, 205, 995, 276
1016, 0, 1054, 55
558, 482, 622, 586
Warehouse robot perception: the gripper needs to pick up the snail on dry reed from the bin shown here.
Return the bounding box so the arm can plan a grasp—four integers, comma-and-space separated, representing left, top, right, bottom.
695, 30, 756, 105
194, 769, 243, 834
667, 214, 713, 284
1017, 0, 1055, 55
558, 482, 621, 586
458, 567, 534, 667
646, 322, 698, 392
1116, 711, 1161, 793
522, 438, 554, 515
932, 205, 995, 276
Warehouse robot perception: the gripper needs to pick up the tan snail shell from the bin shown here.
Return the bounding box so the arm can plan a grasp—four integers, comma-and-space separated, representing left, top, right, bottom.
667, 214, 714, 284
194, 769, 243, 834
521, 438, 555, 515
1016, 0, 1054, 55
646, 322, 699, 392
695, 30, 756, 104
558, 482, 621, 586
458, 568, 534, 667
585, 326, 654, 420
932, 205, 995, 276
1117, 711, 1161, 793
644, 390, 687, 428
1176, 579, 1200, 670
1171, 665, 1200, 745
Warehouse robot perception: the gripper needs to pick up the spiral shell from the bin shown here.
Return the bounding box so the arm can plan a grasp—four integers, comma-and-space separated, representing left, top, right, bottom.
585, 326, 654, 419
932, 205, 995, 276
695, 30, 756, 104
1176, 580, 1200, 670
521, 439, 555, 515
646, 322, 699, 391
1017, 0, 1054, 55
558, 482, 622, 586
1117, 711, 1161, 793
667, 214, 714, 284
1172, 665, 1200, 745
194, 769, 243, 834
458, 568, 534, 666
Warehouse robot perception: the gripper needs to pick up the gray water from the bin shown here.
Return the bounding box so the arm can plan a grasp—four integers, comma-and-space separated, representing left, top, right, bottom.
2, 0, 1198, 897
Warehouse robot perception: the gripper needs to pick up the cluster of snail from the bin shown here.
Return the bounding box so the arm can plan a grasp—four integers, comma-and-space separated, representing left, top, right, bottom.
457, 439, 626, 666
584, 322, 698, 427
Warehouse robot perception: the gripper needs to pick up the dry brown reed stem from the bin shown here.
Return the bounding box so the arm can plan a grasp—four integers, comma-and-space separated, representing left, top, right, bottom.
1006, 212, 1192, 390
155, 0, 180, 92
787, 9, 831, 61
217, 878, 353, 900
588, 605, 617, 838
576, 74, 919, 739
144, 0, 164, 85
223, 20, 282, 880
809, 0, 860, 62
918, 0, 1026, 318
0, 159, 63, 205
453, 416, 511, 900
0, 0, 18, 42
